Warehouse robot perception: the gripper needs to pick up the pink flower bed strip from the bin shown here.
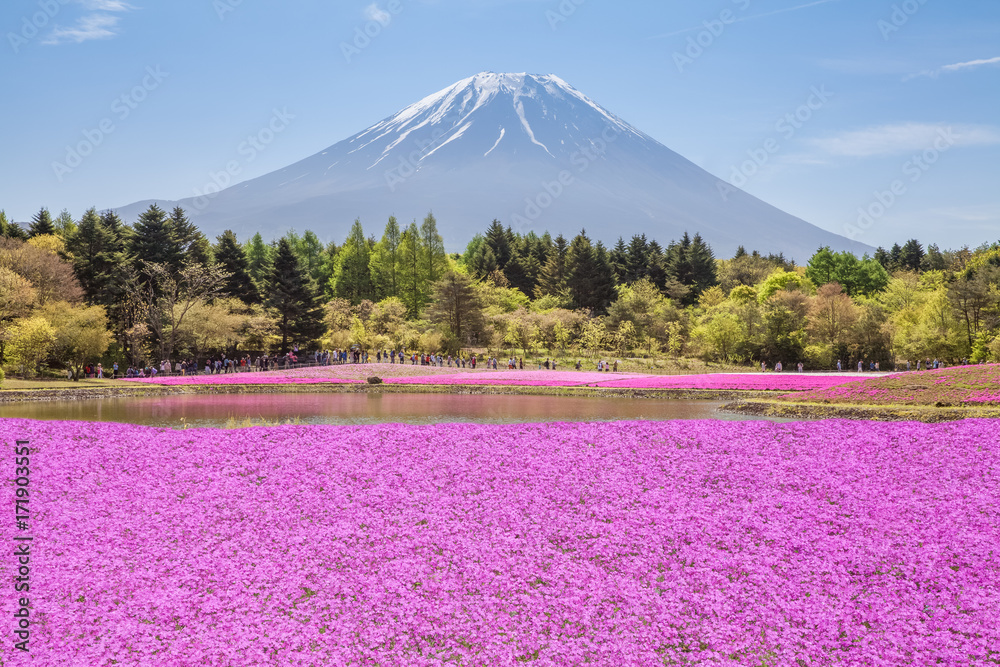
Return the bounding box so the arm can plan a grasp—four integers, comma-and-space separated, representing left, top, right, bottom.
4, 418, 997, 664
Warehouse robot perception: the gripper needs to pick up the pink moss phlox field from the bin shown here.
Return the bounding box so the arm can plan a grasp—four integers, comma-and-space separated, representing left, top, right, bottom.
3, 418, 998, 665
784, 364, 1000, 406
127, 364, 867, 392
583, 374, 863, 391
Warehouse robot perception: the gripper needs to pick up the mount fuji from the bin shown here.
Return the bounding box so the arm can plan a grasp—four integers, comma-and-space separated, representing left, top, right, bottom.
116, 72, 870, 259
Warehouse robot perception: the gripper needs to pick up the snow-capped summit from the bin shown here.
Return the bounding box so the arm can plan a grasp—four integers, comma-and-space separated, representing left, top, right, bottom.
116, 72, 871, 258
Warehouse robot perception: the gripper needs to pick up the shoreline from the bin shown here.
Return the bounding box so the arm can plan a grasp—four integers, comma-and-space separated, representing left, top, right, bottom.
723, 398, 1000, 423
0, 382, 780, 404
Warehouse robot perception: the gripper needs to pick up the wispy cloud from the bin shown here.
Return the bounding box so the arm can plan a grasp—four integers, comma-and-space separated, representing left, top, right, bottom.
365, 3, 391, 24
651, 0, 839, 39
80, 0, 133, 10
905, 56, 1000, 81
43, 14, 122, 45
809, 123, 1000, 158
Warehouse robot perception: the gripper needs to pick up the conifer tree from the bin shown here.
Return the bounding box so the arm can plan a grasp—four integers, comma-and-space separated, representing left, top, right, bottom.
536, 234, 569, 298
130, 204, 183, 272
245, 232, 273, 290
331, 219, 374, 304
214, 230, 259, 304
54, 209, 77, 239
420, 213, 448, 284
369, 216, 402, 299
28, 207, 55, 238
484, 219, 512, 269
0, 211, 28, 240
610, 237, 628, 284
266, 238, 325, 352
169, 207, 211, 266
398, 222, 427, 317
67, 208, 116, 304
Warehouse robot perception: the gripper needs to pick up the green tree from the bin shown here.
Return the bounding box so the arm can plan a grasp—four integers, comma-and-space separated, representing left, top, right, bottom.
535, 234, 569, 298
28, 207, 56, 238
245, 232, 273, 291
0, 211, 28, 240
369, 216, 402, 299
53, 209, 77, 239
41, 301, 113, 380
213, 230, 259, 304
331, 219, 374, 304
266, 238, 325, 352
6, 316, 56, 377
130, 204, 183, 274
67, 208, 116, 304
484, 219, 512, 269
420, 212, 448, 285
398, 222, 427, 317
427, 270, 486, 348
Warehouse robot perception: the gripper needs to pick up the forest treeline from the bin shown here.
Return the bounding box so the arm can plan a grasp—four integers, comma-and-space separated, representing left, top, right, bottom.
2, 204, 1000, 378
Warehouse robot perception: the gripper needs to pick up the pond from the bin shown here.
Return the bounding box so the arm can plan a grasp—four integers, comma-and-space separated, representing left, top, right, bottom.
0, 392, 793, 428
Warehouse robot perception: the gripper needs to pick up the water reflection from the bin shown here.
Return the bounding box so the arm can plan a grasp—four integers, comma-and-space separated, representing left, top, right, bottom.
0, 392, 798, 428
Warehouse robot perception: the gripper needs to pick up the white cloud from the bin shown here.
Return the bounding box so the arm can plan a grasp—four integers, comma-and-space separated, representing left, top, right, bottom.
651, 0, 839, 39
365, 3, 391, 24
809, 123, 1000, 158
43, 14, 122, 45
906, 56, 1000, 80
79, 0, 132, 10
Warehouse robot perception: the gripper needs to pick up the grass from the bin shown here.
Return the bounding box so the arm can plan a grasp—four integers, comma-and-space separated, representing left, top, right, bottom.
1, 378, 135, 390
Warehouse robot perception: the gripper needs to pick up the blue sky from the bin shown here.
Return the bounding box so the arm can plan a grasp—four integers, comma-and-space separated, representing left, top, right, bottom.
1, 0, 998, 251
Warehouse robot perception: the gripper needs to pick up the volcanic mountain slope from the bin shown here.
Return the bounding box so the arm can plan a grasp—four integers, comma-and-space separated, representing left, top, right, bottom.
117, 72, 871, 259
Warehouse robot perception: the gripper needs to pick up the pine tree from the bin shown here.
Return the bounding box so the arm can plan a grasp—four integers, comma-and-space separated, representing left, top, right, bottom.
484, 219, 512, 269
888, 243, 903, 272
214, 230, 259, 304
609, 237, 628, 284
469, 243, 498, 279
664, 232, 717, 305
331, 219, 374, 304
398, 222, 427, 317
625, 234, 650, 284
420, 213, 448, 284
28, 207, 55, 238
565, 231, 599, 310
900, 239, 924, 272
245, 232, 273, 290
591, 241, 618, 312
0, 211, 28, 239
67, 208, 116, 304
130, 204, 183, 271
265, 238, 325, 352
646, 240, 667, 290
168, 207, 211, 266
427, 270, 485, 347
535, 234, 569, 298
689, 233, 718, 297
370, 216, 402, 299
54, 209, 77, 239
